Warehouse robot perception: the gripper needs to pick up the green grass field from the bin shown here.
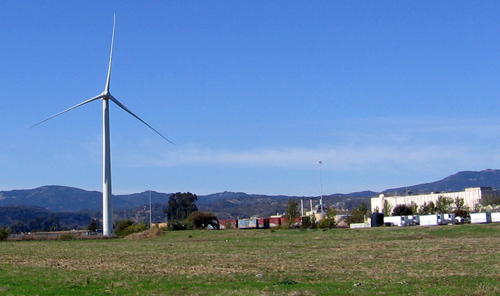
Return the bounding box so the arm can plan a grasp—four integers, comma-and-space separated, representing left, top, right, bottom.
1, 223, 500, 295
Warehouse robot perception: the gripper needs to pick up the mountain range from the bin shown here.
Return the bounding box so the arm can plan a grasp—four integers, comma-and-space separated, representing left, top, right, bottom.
1, 169, 499, 223
382, 169, 500, 195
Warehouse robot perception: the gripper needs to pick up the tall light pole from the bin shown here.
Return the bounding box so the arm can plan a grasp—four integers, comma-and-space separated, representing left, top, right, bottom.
318, 161, 324, 216
149, 183, 152, 228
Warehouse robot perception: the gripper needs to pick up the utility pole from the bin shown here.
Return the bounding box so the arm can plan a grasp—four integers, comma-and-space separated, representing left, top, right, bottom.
149, 183, 152, 228
318, 161, 324, 216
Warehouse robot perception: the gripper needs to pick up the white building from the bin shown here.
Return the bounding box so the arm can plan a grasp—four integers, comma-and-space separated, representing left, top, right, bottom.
371, 187, 500, 214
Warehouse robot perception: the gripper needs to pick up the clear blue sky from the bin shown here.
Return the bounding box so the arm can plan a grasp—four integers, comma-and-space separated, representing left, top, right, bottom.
2, 1, 500, 197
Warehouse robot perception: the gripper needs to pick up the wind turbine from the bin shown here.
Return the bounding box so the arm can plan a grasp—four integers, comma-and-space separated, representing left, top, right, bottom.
32, 15, 173, 236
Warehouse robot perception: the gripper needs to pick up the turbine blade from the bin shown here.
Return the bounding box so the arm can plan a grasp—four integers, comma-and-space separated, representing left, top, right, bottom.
31, 94, 104, 128
109, 95, 175, 145
104, 14, 116, 94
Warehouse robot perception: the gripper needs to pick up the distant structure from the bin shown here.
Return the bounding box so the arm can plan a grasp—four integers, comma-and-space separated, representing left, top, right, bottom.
371, 187, 500, 214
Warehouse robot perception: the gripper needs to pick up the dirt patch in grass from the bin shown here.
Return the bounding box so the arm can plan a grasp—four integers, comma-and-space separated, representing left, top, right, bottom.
124, 228, 163, 240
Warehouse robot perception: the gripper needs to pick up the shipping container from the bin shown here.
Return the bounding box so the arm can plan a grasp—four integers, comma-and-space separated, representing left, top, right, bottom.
268, 217, 282, 228
419, 215, 439, 226
402, 215, 419, 226
238, 219, 259, 229
280, 217, 302, 228
437, 213, 456, 225
257, 218, 270, 229
491, 212, 500, 223
350, 223, 370, 229
384, 216, 403, 226
470, 212, 491, 224
219, 219, 238, 229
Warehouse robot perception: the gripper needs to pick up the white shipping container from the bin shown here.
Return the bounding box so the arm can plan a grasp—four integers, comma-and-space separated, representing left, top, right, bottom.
402, 215, 418, 226
384, 216, 403, 227
350, 223, 371, 229
491, 212, 500, 223
438, 213, 456, 225
419, 215, 438, 226
470, 212, 491, 224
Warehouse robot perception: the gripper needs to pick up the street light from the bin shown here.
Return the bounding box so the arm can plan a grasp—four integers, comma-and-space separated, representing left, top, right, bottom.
149, 183, 152, 228
318, 161, 323, 216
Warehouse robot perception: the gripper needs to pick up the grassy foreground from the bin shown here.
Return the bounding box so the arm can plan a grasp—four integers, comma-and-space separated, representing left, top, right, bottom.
1, 224, 500, 296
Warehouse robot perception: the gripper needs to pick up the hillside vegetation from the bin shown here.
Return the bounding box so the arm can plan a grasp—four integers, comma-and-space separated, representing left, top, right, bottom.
1, 169, 499, 230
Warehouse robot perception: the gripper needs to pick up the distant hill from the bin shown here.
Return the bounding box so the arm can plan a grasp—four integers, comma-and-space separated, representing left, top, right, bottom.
0, 187, 376, 221
0, 186, 172, 212
383, 169, 500, 196
197, 191, 375, 219
0, 186, 102, 212
197, 191, 292, 204
1, 169, 499, 222
0, 205, 95, 232
198, 194, 289, 219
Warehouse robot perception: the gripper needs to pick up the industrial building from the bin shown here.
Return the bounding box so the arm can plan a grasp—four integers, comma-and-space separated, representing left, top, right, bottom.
370, 187, 500, 214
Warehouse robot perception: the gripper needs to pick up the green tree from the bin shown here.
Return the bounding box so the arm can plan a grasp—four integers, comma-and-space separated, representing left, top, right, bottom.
409, 202, 418, 215
0, 227, 10, 241
383, 200, 393, 217
163, 192, 199, 221
187, 211, 219, 229
88, 218, 99, 232
418, 201, 436, 215
29, 216, 45, 231
454, 197, 464, 210
481, 193, 500, 206
454, 197, 468, 211
347, 203, 368, 224
435, 196, 454, 213
318, 207, 336, 229
42, 216, 60, 232
9, 221, 28, 234
310, 214, 318, 229
392, 204, 413, 216
284, 199, 300, 228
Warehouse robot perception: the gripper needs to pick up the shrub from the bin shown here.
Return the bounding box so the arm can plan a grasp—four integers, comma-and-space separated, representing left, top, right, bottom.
59, 233, 76, 241
284, 199, 300, 229
187, 211, 219, 229
168, 220, 191, 231
319, 208, 337, 229
454, 209, 469, 223
301, 216, 312, 229
114, 220, 148, 237
346, 203, 368, 224
224, 220, 234, 229
392, 204, 414, 216
318, 218, 335, 229
0, 227, 10, 241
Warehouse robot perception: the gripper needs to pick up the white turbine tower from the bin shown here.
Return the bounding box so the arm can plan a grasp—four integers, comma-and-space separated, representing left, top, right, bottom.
32, 16, 173, 236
